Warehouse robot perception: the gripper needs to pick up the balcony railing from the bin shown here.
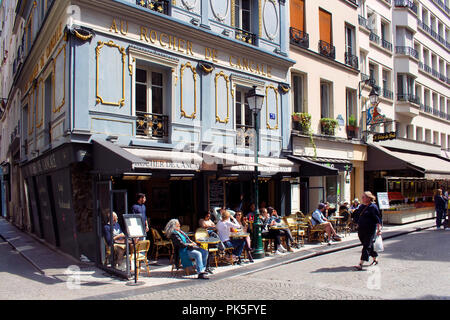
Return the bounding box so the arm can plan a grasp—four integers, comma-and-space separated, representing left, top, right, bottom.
235, 28, 258, 45
289, 27, 309, 49
136, 0, 170, 15
397, 93, 420, 105
358, 15, 370, 29
383, 88, 394, 100
236, 124, 255, 148
318, 40, 335, 60
432, 108, 440, 116
423, 104, 432, 113
136, 111, 169, 139
381, 39, 393, 51
394, 0, 418, 14
345, 52, 358, 69
369, 32, 380, 44
395, 46, 419, 59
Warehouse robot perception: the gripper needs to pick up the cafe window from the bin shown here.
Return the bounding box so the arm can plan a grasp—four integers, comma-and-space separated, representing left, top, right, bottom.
290, 0, 305, 31
234, 0, 252, 32
292, 73, 306, 113
135, 66, 164, 116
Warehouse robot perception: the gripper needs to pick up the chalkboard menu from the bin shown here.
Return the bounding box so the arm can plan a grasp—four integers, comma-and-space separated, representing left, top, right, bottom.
209, 179, 224, 209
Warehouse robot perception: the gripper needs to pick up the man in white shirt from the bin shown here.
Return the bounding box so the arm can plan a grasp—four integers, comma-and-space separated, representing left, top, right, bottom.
216, 210, 245, 264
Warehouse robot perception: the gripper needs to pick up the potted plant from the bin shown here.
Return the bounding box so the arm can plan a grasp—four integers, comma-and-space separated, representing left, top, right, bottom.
320, 118, 338, 136
346, 115, 359, 139
292, 112, 311, 134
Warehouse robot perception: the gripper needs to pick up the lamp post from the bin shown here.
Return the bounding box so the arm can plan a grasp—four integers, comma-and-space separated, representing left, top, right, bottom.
246, 85, 265, 259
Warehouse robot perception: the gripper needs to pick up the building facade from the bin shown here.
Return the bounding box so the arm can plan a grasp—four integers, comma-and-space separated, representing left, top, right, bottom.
0, 0, 295, 272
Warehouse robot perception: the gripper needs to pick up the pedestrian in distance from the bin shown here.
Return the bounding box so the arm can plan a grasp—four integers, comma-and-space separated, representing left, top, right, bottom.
433, 189, 447, 230
353, 191, 382, 271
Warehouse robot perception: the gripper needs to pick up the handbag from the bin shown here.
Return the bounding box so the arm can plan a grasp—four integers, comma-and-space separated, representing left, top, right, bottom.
374, 235, 384, 252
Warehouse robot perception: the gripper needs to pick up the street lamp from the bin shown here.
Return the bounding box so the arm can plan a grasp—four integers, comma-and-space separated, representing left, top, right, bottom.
246, 86, 265, 259
369, 86, 380, 106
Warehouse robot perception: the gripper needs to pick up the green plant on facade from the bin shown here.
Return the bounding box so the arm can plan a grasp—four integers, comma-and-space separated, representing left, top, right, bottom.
292, 112, 317, 158
320, 118, 338, 136
348, 114, 357, 127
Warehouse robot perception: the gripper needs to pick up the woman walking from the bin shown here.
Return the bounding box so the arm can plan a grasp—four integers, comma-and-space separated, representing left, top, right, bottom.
354, 191, 382, 271
434, 189, 447, 230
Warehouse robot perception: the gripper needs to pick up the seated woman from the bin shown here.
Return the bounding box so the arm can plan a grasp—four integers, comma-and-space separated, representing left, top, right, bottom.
198, 211, 225, 252
216, 210, 245, 264
268, 207, 295, 252
234, 211, 254, 263
164, 219, 210, 279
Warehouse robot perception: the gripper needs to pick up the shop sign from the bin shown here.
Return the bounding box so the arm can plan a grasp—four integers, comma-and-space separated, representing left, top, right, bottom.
377, 192, 390, 210
229, 165, 293, 173
373, 132, 396, 142
132, 160, 200, 170
322, 162, 353, 172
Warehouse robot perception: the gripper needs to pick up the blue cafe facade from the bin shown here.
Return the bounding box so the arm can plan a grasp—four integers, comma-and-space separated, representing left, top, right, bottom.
9, 0, 299, 269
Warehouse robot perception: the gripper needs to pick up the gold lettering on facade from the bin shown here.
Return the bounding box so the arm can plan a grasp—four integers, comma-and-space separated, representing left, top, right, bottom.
159, 33, 168, 47
205, 48, 218, 62
110, 19, 119, 33
150, 30, 157, 43
178, 38, 185, 53
120, 20, 128, 35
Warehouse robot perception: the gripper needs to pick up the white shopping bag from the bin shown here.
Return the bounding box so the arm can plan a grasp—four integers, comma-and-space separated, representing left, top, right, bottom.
374, 235, 384, 252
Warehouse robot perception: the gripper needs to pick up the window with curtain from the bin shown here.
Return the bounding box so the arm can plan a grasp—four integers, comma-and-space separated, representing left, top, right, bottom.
290, 0, 305, 31
235, 88, 253, 127
320, 81, 331, 119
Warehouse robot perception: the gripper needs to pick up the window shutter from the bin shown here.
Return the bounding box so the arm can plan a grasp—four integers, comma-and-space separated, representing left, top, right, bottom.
319, 8, 332, 44
290, 0, 305, 31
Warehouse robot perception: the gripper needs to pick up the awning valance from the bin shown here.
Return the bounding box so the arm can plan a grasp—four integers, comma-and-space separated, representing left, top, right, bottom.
287, 155, 338, 176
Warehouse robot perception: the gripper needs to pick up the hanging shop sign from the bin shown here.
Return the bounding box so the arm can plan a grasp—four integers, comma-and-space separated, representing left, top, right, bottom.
373, 131, 396, 142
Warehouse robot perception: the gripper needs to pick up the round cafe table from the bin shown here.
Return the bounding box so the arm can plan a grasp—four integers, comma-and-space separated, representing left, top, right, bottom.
230, 232, 250, 239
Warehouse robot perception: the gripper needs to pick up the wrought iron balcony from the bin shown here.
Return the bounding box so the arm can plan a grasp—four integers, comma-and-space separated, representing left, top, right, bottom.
397, 93, 420, 105
236, 124, 255, 148
234, 28, 257, 45
423, 104, 432, 113
383, 88, 394, 100
395, 46, 418, 59
381, 39, 393, 51
318, 40, 335, 60
345, 52, 358, 69
289, 27, 309, 49
394, 0, 418, 14
358, 15, 370, 30
136, 111, 169, 139
136, 0, 170, 15
369, 32, 380, 45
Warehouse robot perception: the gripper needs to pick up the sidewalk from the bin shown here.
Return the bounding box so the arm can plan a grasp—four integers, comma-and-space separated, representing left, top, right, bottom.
0, 216, 437, 289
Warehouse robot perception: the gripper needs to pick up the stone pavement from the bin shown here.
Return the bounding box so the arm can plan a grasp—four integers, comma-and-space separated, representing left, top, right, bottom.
0, 216, 437, 296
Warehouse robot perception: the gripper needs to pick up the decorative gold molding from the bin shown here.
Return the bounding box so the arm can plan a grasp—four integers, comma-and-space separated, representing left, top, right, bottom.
266, 84, 279, 130
36, 79, 43, 129
128, 57, 135, 76
231, 0, 235, 26
95, 40, 126, 107
53, 44, 66, 113
180, 62, 197, 119
27, 90, 34, 135
74, 29, 93, 42
215, 71, 230, 124
200, 64, 214, 74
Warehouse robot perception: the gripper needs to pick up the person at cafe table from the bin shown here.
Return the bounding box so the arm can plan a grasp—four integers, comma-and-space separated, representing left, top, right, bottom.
216, 210, 245, 264
267, 207, 295, 252
311, 203, 342, 244
260, 208, 287, 254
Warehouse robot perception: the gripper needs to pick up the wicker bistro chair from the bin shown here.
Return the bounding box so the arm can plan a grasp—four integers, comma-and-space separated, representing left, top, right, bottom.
129, 240, 151, 280
194, 228, 220, 268
306, 217, 326, 243
151, 228, 174, 263
170, 241, 197, 276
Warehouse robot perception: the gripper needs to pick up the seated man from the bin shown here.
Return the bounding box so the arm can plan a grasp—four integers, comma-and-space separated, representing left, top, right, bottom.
267, 207, 295, 252
103, 212, 127, 269
311, 203, 342, 244
216, 210, 245, 264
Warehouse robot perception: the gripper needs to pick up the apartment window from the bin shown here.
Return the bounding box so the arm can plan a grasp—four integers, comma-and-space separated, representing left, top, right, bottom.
234, 0, 251, 32
425, 129, 431, 143
381, 21, 388, 42
433, 131, 439, 145
369, 63, 378, 85
136, 67, 164, 115
44, 73, 53, 145
421, 9, 428, 25
358, 0, 366, 18
319, 8, 332, 47
290, 0, 305, 31
382, 70, 390, 89
346, 88, 357, 124
235, 88, 253, 128
320, 81, 332, 119
345, 24, 355, 54
407, 125, 414, 140
416, 127, 423, 141
441, 133, 446, 150
292, 73, 306, 113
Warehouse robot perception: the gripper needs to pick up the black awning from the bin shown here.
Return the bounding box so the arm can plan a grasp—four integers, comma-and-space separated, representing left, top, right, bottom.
92, 138, 144, 175
288, 155, 339, 177
365, 143, 424, 174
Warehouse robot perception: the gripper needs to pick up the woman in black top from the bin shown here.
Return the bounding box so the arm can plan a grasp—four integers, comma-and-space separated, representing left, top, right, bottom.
353, 191, 382, 271
434, 189, 447, 229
